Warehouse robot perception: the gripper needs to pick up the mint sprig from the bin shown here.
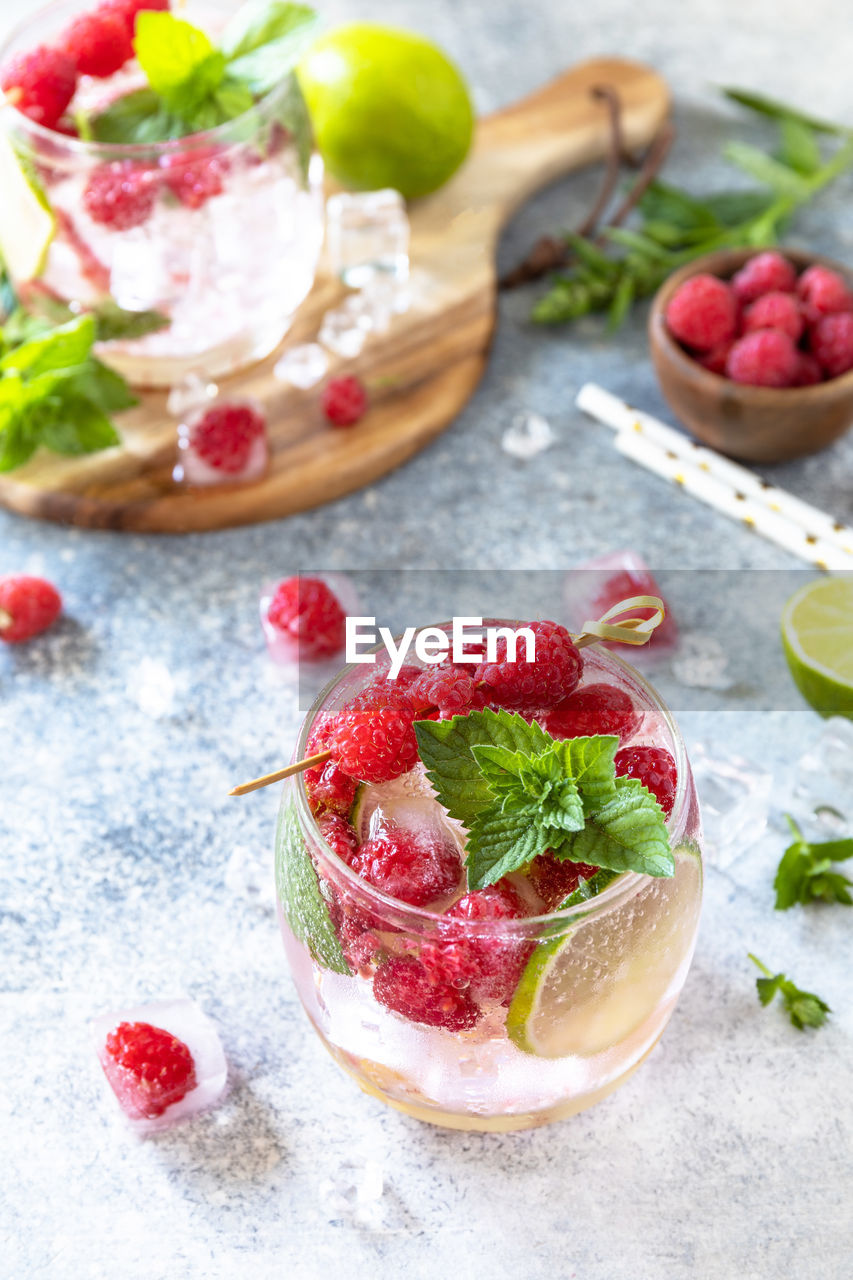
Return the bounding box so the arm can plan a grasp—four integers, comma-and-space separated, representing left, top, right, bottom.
773, 815, 853, 909
89, 2, 317, 146
0, 310, 136, 471
414, 708, 674, 890
749, 954, 830, 1031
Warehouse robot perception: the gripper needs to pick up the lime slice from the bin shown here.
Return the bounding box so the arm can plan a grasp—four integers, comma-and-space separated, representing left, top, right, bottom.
507, 844, 702, 1059
781, 577, 853, 719
298, 23, 474, 198
0, 134, 55, 284
275, 799, 351, 975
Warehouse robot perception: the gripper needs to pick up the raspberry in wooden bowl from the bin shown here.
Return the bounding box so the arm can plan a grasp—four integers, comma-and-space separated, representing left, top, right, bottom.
648, 248, 853, 462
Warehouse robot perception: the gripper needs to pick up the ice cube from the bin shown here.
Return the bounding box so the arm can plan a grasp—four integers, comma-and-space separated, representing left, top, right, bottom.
109, 226, 171, 311
563, 550, 678, 657
273, 343, 329, 389
318, 306, 368, 359
791, 717, 853, 834
690, 743, 772, 866
92, 997, 227, 1135
166, 374, 218, 419
326, 189, 409, 287
501, 412, 555, 460
671, 633, 731, 690
173, 399, 269, 487
319, 1158, 385, 1227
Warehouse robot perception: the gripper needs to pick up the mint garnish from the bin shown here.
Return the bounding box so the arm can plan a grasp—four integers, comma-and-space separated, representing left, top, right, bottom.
415, 708, 674, 890
90, 2, 318, 145
0, 311, 136, 472
773, 815, 853, 909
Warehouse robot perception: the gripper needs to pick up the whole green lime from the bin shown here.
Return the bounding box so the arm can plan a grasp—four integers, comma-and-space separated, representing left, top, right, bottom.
297, 23, 474, 199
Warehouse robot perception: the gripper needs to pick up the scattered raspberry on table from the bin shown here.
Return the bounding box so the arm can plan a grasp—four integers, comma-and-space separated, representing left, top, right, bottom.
0, 575, 62, 643
322, 375, 369, 427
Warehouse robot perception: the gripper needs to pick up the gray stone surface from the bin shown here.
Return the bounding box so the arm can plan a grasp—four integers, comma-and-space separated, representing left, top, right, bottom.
2, 1, 852, 1278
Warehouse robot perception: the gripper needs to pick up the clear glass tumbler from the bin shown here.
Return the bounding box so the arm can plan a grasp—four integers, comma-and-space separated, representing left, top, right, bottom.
276, 630, 704, 1132
0, 0, 324, 385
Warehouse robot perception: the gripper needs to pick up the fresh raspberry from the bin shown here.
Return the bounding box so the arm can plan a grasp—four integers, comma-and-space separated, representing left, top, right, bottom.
321, 375, 368, 427
373, 956, 480, 1031
742, 291, 804, 343
797, 264, 853, 324
303, 718, 359, 817
809, 312, 853, 379
318, 813, 360, 866
665, 274, 738, 352
0, 575, 62, 643
100, 0, 170, 37
160, 147, 227, 209
542, 683, 639, 743
697, 341, 733, 376
474, 620, 582, 713
188, 402, 266, 473
731, 251, 797, 305
352, 827, 461, 907
62, 11, 133, 78
527, 853, 599, 911
725, 329, 800, 388
101, 1021, 196, 1119
266, 576, 346, 661
590, 566, 678, 649
1, 46, 77, 130
375, 665, 422, 691
328, 687, 419, 783
422, 881, 532, 1004
83, 161, 158, 230
794, 353, 823, 387
614, 745, 677, 817
409, 666, 475, 718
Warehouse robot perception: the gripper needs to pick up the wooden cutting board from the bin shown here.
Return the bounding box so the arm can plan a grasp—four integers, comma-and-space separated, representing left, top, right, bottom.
0, 58, 669, 533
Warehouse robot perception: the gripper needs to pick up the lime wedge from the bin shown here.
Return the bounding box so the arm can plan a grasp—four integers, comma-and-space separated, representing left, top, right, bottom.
0, 134, 55, 284
507, 844, 702, 1059
781, 577, 853, 719
275, 799, 351, 975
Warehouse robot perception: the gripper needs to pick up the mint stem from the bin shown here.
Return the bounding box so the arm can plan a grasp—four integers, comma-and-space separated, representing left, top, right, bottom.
748, 952, 773, 978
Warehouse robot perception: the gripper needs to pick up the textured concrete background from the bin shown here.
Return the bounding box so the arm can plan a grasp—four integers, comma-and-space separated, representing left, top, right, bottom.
2, 1, 852, 1278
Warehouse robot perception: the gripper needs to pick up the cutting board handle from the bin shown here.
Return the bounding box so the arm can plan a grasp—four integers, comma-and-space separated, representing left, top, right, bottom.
458, 57, 670, 233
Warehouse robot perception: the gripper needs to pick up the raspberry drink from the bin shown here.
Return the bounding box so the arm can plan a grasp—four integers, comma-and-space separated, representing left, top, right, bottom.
276, 621, 703, 1131
0, 0, 324, 386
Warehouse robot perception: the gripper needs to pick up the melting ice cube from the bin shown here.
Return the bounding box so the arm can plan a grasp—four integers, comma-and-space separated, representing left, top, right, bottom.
501, 412, 555, 460
326, 189, 410, 288
273, 343, 329, 389
173, 399, 269, 487
92, 997, 227, 1135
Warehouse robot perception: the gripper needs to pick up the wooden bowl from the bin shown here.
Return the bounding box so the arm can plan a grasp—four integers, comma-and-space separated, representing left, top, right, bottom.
648, 247, 853, 463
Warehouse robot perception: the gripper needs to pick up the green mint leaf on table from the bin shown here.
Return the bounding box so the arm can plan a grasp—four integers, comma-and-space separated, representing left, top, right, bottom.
748, 954, 830, 1032
415, 710, 671, 890
222, 1, 319, 96
35, 395, 120, 456
777, 117, 822, 177
0, 314, 96, 377
773, 815, 853, 909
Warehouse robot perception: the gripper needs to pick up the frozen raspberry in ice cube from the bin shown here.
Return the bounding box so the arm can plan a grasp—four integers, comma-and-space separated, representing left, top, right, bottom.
564, 550, 677, 659
173, 399, 268, 487
259, 573, 359, 667
92, 998, 227, 1134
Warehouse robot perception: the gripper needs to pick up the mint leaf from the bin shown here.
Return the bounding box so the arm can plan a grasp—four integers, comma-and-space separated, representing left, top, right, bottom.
777, 117, 822, 176
68, 359, 137, 415
0, 314, 96, 377
89, 88, 184, 144
223, 1, 318, 95
748, 954, 830, 1031
466, 805, 552, 890
87, 300, 170, 344
135, 14, 226, 118
570, 777, 674, 877
36, 395, 120, 456
774, 815, 853, 909
472, 742, 585, 834
276, 799, 350, 974
415, 709, 552, 827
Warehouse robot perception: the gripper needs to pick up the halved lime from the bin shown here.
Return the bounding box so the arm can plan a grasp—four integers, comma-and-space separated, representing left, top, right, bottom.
507, 845, 702, 1059
781, 577, 853, 719
0, 134, 55, 284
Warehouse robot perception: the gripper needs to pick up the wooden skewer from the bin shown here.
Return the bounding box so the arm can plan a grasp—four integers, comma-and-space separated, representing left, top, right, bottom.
228, 749, 332, 797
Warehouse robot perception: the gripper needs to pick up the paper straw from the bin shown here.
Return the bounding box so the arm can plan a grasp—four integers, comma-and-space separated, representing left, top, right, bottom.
613, 430, 852, 570
577, 382, 853, 558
